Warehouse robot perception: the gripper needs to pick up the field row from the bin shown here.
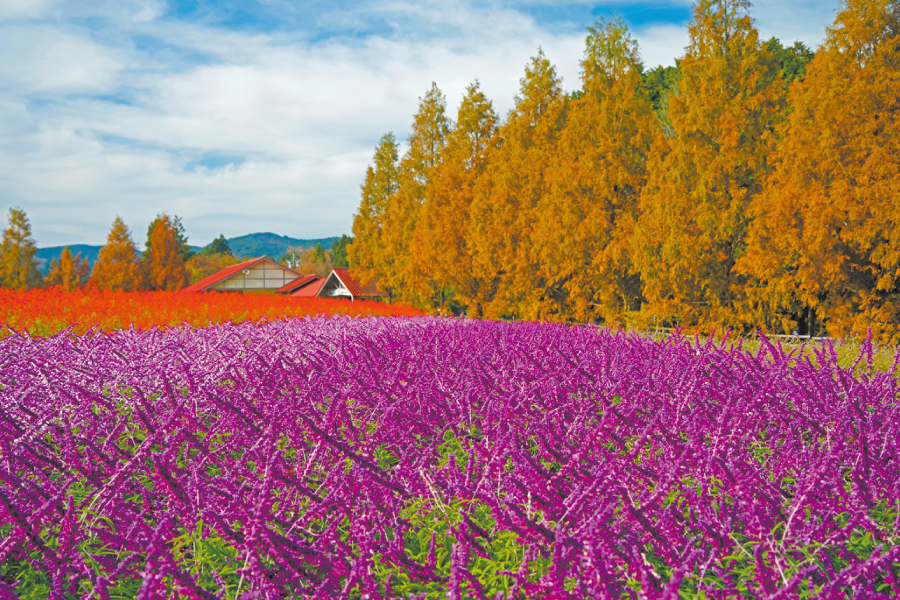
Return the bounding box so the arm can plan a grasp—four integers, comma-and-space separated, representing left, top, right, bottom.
1, 318, 899, 598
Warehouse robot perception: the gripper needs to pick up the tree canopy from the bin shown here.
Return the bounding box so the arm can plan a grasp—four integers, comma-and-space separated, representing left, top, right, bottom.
91, 217, 143, 292
346, 1, 900, 341
46, 246, 90, 291
144, 214, 190, 291
0, 207, 43, 290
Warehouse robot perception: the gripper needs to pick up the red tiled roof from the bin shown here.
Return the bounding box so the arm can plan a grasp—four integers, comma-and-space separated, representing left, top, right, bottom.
291, 278, 325, 297
331, 268, 381, 298
183, 257, 266, 292
278, 274, 319, 294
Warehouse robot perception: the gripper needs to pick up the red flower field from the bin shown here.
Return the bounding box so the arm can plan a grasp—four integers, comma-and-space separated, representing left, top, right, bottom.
0, 287, 426, 336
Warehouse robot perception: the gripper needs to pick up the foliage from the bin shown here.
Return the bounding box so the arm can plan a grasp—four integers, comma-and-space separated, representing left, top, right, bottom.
282, 243, 333, 278
330, 234, 352, 268
534, 18, 654, 323
765, 37, 816, 85
145, 213, 192, 262
185, 252, 243, 284
45, 246, 90, 291
144, 214, 190, 291
349, 132, 401, 293
640, 63, 680, 113
407, 81, 499, 313
631, 0, 785, 331
0, 287, 426, 337
91, 217, 144, 292
1, 318, 899, 597
203, 234, 233, 256
738, 0, 900, 344
468, 48, 567, 320
0, 206, 43, 290
348, 3, 899, 341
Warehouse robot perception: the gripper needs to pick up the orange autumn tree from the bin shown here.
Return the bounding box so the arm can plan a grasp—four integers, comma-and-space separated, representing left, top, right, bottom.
633, 0, 785, 330
144, 214, 190, 291
349, 132, 401, 295
739, 0, 900, 341
407, 81, 499, 312
45, 246, 90, 291
385, 83, 451, 303
468, 49, 567, 320
534, 18, 655, 323
92, 217, 143, 291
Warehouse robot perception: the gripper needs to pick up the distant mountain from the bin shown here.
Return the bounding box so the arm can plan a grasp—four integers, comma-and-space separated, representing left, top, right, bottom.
225, 233, 339, 260
36, 233, 342, 273
35, 245, 103, 273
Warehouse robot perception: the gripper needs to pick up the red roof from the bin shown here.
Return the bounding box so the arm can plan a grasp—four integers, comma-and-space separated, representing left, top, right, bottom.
330, 268, 380, 298
291, 278, 325, 297
182, 257, 302, 293
278, 274, 319, 294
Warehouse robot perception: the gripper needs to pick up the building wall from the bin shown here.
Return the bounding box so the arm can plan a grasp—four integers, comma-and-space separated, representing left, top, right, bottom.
318, 274, 352, 298
212, 261, 298, 291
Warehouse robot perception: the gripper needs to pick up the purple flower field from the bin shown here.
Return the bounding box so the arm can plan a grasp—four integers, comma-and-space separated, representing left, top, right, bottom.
1, 317, 899, 599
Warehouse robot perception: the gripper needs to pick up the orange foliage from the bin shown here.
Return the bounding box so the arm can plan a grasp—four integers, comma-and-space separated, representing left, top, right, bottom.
739, 0, 900, 343
45, 246, 90, 291
91, 217, 143, 292
536, 18, 654, 323
0, 287, 427, 337
407, 81, 499, 312
632, 0, 785, 331
348, 1, 899, 341
145, 213, 190, 290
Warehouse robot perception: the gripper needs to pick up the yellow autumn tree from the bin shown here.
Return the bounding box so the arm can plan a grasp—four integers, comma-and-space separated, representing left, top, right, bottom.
45, 246, 90, 291
144, 214, 189, 291
91, 217, 143, 292
0, 207, 43, 290
739, 0, 900, 341
468, 48, 567, 320
534, 18, 655, 323
632, 0, 785, 331
349, 132, 400, 295
407, 81, 499, 313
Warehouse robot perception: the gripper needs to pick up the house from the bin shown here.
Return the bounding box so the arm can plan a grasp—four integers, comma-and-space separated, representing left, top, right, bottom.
314, 267, 381, 301
182, 256, 302, 293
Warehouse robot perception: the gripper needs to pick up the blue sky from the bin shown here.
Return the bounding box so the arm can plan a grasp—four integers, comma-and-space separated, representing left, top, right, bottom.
0, 0, 839, 247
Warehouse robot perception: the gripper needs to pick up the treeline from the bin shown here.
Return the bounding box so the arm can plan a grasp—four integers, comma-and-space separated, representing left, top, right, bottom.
349, 0, 900, 341
0, 210, 233, 291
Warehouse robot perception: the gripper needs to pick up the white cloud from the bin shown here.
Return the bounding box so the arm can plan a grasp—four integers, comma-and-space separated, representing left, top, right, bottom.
0, 0, 62, 21
0, 0, 841, 248
0, 26, 126, 94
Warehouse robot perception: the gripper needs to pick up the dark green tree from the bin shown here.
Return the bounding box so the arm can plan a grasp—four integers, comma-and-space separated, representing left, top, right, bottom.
203, 234, 232, 256
641, 63, 680, 112
765, 37, 816, 85
311, 243, 326, 264
330, 235, 352, 268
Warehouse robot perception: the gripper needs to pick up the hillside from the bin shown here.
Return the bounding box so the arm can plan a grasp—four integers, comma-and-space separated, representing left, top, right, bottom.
36, 232, 342, 273
35, 245, 103, 273
226, 233, 339, 260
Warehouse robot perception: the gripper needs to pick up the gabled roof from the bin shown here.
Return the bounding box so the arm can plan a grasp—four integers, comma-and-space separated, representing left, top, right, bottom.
329, 268, 380, 298
278, 274, 319, 294
291, 278, 325, 297
182, 256, 301, 292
